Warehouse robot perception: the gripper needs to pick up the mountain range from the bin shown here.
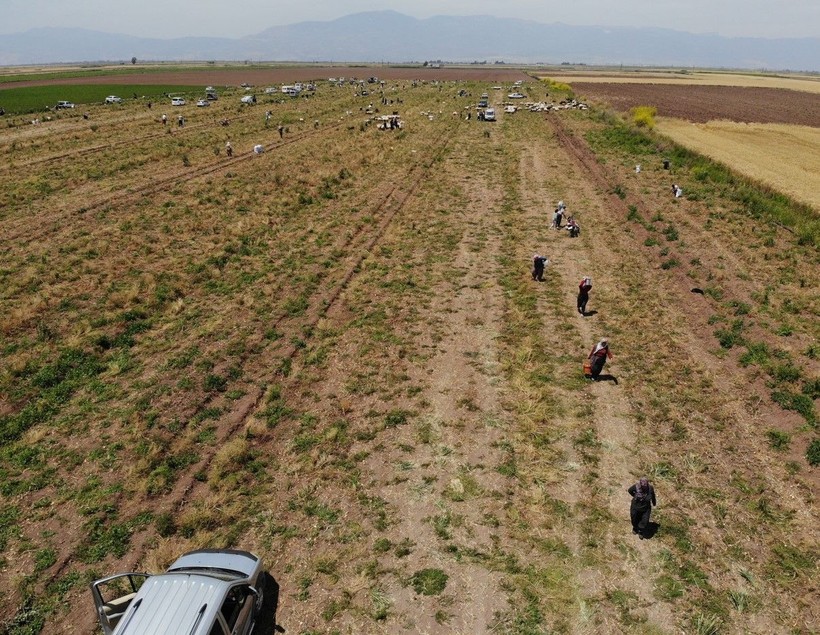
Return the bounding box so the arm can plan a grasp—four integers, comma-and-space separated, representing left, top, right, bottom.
1, 11, 817, 71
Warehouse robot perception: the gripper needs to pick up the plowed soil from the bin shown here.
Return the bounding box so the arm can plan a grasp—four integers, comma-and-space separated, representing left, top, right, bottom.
570, 82, 820, 126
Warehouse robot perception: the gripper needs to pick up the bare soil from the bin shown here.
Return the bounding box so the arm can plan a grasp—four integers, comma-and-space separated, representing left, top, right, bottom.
570, 83, 820, 126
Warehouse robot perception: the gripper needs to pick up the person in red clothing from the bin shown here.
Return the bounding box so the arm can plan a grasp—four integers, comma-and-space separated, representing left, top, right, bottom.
587, 338, 612, 380
577, 276, 592, 314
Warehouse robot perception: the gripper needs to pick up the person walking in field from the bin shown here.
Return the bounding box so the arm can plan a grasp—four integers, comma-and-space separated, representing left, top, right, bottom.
552, 200, 566, 230
577, 276, 592, 314
225, 141, 233, 157
531, 254, 549, 282
587, 338, 612, 380
161, 113, 167, 125
277, 124, 284, 138
628, 477, 657, 539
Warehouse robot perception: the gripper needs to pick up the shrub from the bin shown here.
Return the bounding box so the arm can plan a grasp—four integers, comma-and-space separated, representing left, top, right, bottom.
631, 105, 657, 129
807, 439, 820, 466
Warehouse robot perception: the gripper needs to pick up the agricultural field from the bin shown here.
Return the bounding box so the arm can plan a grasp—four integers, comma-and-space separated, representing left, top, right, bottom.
0, 68, 818, 635
559, 73, 820, 215
653, 120, 820, 210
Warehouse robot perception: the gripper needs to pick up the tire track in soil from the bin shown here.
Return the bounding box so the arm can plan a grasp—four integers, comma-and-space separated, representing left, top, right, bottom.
521, 118, 677, 632
48, 121, 461, 635
347, 132, 516, 634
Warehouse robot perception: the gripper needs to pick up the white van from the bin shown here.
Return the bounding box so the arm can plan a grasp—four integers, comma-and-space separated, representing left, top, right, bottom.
484, 108, 496, 121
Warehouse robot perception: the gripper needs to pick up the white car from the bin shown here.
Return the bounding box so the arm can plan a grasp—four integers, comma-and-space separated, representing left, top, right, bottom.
91, 549, 272, 635
508, 92, 526, 99
55, 101, 75, 109
196, 99, 210, 107
171, 97, 186, 106
104, 95, 123, 104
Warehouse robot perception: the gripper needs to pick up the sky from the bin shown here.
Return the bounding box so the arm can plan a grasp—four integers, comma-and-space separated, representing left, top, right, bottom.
3, 0, 819, 40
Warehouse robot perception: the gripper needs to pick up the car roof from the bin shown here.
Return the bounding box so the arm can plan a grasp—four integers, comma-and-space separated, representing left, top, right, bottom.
113, 574, 227, 635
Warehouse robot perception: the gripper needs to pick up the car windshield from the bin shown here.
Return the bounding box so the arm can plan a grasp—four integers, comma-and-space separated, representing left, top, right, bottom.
170, 567, 245, 581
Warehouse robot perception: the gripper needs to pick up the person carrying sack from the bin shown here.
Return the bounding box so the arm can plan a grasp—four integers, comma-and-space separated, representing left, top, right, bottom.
628, 477, 657, 539
587, 338, 612, 381
577, 276, 592, 314
532, 254, 549, 282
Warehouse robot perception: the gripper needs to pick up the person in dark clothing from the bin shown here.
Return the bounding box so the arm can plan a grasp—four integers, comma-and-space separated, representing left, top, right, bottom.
587, 338, 612, 380
532, 254, 549, 282
577, 276, 592, 314
628, 477, 656, 538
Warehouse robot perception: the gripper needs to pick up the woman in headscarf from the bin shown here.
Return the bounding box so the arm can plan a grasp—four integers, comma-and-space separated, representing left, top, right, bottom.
587, 338, 612, 380
532, 254, 549, 282
577, 276, 592, 314
628, 477, 657, 539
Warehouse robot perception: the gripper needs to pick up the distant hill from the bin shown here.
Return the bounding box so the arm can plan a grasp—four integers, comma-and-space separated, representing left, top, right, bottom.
1, 11, 818, 71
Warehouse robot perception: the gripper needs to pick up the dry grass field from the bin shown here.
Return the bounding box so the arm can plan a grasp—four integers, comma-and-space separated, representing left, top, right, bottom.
551, 71, 820, 214
0, 69, 818, 635
654, 120, 820, 210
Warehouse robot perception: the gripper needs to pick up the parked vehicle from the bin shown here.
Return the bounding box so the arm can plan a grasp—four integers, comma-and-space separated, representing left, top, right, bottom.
171, 97, 186, 106
56, 101, 75, 109
477, 99, 488, 108
91, 549, 271, 635
104, 96, 123, 104
484, 107, 496, 121
240, 94, 256, 104
196, 99, 210, 107
507, 92, 526, 99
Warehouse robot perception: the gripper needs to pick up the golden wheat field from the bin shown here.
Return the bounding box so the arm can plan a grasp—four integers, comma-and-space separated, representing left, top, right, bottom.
542, 70, 820, 94
655, 120, 820, 209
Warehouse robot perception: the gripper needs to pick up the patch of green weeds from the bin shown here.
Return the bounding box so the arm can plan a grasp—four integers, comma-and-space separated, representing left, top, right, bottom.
770, 390, 816, 426
765, 429, 791, 451
409, 568, 448, 595
713, 318, 744, 349
394, 538, 414, 558
806, 439, 820, 466
385, 409, 412, 428
371, 588, 391, 621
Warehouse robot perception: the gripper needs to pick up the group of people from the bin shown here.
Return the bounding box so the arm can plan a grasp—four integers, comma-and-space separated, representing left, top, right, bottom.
551, 201, 580, 237
536, 195, 660, 538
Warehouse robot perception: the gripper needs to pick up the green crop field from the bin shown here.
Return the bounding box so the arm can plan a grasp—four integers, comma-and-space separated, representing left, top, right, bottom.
0, 85, 202, 114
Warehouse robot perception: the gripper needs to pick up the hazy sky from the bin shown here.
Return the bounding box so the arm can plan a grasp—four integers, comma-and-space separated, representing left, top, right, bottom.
3, 0, 819, 39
